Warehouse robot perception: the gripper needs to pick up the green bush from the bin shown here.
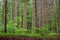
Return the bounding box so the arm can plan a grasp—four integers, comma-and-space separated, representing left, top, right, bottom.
0, 25, 4, 33
36, 24, 57, 37
17, 16, 22, 27
7, 21, 16, 33
36, 28, 50, 37
15, 27, 27, 34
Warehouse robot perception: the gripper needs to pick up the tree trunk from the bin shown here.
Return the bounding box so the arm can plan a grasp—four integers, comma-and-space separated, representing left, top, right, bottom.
3, 0, 7, 33
22, 1, 28, 29
12, 0, 18, 27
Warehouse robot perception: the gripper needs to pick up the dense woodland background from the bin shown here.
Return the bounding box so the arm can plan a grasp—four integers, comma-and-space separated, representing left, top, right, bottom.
0, 0, 60, 37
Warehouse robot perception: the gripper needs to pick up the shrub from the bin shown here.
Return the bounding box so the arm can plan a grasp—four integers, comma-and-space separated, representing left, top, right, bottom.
0, 25, 4, 33
36, 24, 56, 37
7, 21, 16, 33
15, 27, 27, 34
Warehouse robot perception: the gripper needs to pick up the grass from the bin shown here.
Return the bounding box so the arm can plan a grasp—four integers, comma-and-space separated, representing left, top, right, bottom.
0, 32, 58, 38
0, 33, 42, 38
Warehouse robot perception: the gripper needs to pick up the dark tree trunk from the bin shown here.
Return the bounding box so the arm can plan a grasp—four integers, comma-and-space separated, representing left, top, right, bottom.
4, 0, 7, 33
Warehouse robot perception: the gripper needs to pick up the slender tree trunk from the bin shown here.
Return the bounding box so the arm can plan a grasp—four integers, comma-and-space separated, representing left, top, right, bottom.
34, 0, 39, 27
57, 0, 60, 33
13, 0, 18, 27
22, 1, 28, 29
32, 0, 38, 27
3, 0, 7, 33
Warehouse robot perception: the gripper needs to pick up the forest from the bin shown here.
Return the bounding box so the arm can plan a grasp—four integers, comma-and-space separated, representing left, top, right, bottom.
0, 0, 60, 38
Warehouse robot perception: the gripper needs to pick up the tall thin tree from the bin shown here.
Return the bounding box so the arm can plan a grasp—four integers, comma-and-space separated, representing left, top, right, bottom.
12, 0, 18, 27
3, 0, 7, 33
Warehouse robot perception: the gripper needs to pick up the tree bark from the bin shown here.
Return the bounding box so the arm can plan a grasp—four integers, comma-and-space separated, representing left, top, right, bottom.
12, 0, 18, 27
3, 0, 7, 33
22, 2, 28, 29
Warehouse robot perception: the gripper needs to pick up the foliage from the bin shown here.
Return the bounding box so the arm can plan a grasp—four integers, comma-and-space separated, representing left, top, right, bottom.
7, 21, 16, 33
15, 27, 27, 34
36, 27, 50, 37
17, 16, 22, 27
0, 25, 4, 33
0, 0, 60, 38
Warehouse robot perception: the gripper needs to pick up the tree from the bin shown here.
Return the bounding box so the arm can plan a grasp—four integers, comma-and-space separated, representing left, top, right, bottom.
20, 0, 29, 29
12, 0, 18, 27
3, 0, 7, 33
